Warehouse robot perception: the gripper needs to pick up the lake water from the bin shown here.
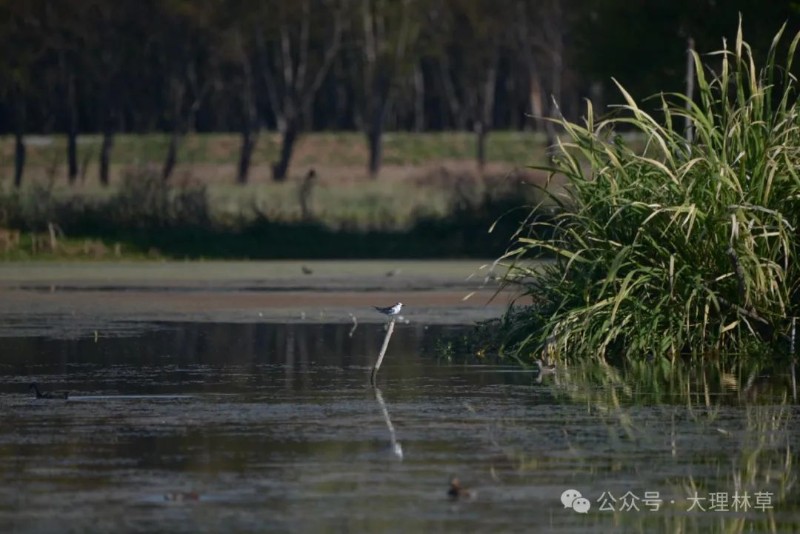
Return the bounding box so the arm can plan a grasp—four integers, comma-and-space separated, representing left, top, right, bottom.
0, 262, 797, 532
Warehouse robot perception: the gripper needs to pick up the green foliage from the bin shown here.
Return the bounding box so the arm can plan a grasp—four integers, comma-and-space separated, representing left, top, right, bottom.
501, 23, 800, 365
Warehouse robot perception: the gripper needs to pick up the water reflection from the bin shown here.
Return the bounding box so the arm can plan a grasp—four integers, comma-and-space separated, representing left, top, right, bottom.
374, 387, 403, 460
0, 322, 797, 533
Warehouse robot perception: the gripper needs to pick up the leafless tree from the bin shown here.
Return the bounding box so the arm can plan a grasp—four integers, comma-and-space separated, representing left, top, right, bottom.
255, 0, 347, 182
433, 0, 505, 172
357, 0, 420, 178
230, 28, 260, 184
162, 64, 210, 181
515, 0, 564, 156
155, 2, 217, 181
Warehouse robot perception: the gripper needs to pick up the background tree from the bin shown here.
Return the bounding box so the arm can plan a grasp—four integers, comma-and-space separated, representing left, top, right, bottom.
514, 0, 568, 153
433, 0, 512, 172
210, 1, 261, 184
352, 0, 422, 178
84, 1, 140, 186
154, 0, 219, 181
14, 0, 89, 185
0, 0, 43, 187
1, 0, 799, 186
252, 0, 348, 182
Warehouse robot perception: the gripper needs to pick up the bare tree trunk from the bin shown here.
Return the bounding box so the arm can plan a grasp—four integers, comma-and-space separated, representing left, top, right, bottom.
413, 63, 425, 132
367, 92, 387, 179
13, 90, 26, 188
516, 1, 545, 134
162, 78, 186, 181
545, 2, 563, 160
14, 128, 25, 189
79, 149, 91, 184
367, 124, 383, 179
67, 132, 78, 184
504, 73, 519, 130
334, 68, 348, 128
272, 118, 298, 182
476, 121, 487, 172
255, 0, 343, 181
163, 130, 180, 181
529, 74, 546, 133
161, 70, 208, 181
99, 132, 113, 186
99, 111, 114, 186
66, 72, 79, 184
238, 126, 258, 184
439, 57, 466, 130
367, 71, 389, 179
238, 53, 259, 184
515, 0, 563, 157
480, 64, 497, 172
589, 81, 604, 117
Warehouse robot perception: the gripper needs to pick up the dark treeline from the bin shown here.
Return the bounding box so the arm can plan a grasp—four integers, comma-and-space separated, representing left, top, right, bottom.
0, 0, 797, 185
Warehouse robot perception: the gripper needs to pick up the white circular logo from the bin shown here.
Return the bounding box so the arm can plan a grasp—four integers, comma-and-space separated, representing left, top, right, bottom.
561, 489, 591, 513
561, 489, 582, 508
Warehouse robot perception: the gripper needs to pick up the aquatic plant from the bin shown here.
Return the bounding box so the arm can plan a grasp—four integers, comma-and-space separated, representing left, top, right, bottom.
501, 22, 800, 364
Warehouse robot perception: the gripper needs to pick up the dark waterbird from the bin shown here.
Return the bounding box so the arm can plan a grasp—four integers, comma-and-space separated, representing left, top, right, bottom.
29, 382, 69, 400
447, 477, 475, 500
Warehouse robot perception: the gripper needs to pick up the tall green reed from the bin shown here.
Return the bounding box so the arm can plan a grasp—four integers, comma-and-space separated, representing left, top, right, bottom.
502, 23, 800, 364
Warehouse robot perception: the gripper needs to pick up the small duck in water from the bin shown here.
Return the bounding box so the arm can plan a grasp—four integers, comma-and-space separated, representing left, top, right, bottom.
29, 382, 69, 399
448, 477, 475, 500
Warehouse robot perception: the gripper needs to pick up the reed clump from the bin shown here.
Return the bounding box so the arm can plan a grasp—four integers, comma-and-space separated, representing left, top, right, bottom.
502, 23, 800, 365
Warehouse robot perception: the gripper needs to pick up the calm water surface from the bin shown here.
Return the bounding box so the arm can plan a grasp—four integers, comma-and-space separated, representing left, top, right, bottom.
0, 321, 798, 533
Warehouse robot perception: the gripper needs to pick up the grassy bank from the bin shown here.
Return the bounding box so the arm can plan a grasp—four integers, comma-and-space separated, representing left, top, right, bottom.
0, 131, 555, 259
0, 167, 551, 261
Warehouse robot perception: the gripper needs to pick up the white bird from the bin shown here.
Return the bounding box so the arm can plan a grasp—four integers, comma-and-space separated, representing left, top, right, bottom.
374, 302, 403, 316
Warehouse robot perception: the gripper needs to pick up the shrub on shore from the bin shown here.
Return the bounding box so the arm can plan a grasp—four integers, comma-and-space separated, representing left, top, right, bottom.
501, 24, 800, 365
0, 166, 538, 259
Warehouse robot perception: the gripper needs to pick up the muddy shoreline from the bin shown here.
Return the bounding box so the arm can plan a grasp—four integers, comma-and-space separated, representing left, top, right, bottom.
0, 260, 519, 337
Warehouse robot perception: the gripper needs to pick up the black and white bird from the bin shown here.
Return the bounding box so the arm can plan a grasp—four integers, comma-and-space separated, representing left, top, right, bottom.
374, 302, 403, 316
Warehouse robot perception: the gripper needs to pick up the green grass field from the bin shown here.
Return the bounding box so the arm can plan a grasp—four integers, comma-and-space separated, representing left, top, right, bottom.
0, 131, 549, 184
0, 131, 553, 229
0, 131, 554, 260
